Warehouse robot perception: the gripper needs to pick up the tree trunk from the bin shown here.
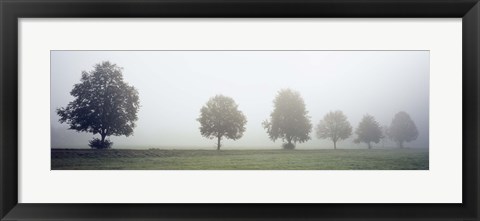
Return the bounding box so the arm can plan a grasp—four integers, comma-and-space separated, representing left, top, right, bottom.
217, 136, 221, 150
368, 142, 372, 149
399, 141, 404, 148
101, 133, 106, 148
333, 141, 337, 149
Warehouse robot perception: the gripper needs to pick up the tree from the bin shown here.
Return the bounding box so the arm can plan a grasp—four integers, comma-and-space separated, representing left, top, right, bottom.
263, 89, 312, 149
354, 114, 383, 149
380, 125, 390, 148
388, 111, 419, 148
315, 110, 352, 149
57, 61, 140, 149
197, 95, 247, 150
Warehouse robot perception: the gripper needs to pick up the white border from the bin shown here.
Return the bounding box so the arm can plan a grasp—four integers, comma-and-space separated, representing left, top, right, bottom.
19, 18, 462, 203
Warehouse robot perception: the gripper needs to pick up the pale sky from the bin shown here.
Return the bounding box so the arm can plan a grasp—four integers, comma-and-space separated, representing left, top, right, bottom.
51, 51, 429, 149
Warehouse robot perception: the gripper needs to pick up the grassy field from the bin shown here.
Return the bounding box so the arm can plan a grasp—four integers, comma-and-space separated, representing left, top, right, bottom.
51, 148, 428, 170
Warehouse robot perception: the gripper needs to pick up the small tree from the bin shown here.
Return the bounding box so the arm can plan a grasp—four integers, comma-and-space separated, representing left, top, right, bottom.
315, 111, 352, 149
388, 111, 419, 148
263, 89, 312, 149
380, 125, 390, 148
354, 114, 383, 149
57, 61, 140, 149
197, 95, 247, 150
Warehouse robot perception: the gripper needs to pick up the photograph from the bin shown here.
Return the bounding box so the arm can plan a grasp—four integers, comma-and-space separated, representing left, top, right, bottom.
50, 50, 429, 170
3, 0, 478, 219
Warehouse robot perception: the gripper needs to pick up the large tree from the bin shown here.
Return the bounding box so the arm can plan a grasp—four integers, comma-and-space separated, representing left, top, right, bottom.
263, 89, 312, 149
57, 61, 140, 149
197, 95, 247, 150
388, 111, 419, 148
354, 114, 383, 149
316, 110, 352, 149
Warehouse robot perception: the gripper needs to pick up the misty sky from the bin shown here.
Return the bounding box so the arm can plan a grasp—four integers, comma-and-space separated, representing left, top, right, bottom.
51, 51, 429, 149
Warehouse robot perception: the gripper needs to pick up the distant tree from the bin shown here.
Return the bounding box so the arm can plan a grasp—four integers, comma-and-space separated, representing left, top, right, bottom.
388, 111, 419, 148
57, 61, 140, 149
197, 95, 247, 150
315, 110, 352, 149
354, 114, 383, 149
380, 125, 390, 148
263, 89, 312, 149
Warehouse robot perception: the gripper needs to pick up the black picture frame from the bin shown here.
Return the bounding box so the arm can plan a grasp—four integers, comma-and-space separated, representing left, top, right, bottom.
1, 0, 479, 220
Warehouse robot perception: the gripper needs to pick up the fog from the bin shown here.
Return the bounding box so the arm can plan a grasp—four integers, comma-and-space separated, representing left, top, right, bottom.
51, 51, 429, 149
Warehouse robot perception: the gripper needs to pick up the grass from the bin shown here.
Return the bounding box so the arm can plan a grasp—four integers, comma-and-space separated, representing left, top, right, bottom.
51, 148, 429, 170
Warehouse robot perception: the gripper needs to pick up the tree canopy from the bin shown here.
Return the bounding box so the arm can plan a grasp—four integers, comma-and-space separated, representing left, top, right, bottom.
57, 61, 140, 149
316, 110, 352, 149
388, 111, 419, 148
263, 89, 312, 149
197, 95, 247, 150
354, 114, 383, 149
